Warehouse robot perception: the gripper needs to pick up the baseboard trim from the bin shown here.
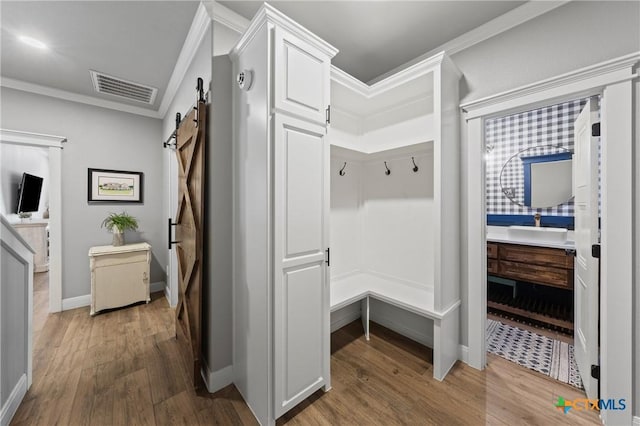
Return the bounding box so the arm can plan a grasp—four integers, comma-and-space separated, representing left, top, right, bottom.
61, 281, 166, 311
201, 360, 233, 393
61, 294, 91, 311
150, 281, 165, 294
458, 345, 469, 363
633, 415, 640, 425
330, 310, 361, 333
164, 285, 171, 306
370, 313, 434, 348
1, 373, 27, 426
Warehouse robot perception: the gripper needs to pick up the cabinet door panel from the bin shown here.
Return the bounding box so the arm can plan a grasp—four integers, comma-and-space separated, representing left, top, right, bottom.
273, 114, 328, 418
282, 265, 324, 398
274, 27, 329, 124
94, 261, 148, 311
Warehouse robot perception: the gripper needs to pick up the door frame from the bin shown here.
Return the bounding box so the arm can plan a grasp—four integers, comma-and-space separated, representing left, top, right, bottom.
461, 52, 638, 426
0, 128, 66, 313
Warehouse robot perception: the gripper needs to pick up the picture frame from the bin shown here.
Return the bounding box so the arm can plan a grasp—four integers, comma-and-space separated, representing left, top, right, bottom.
88, 168, 143, 204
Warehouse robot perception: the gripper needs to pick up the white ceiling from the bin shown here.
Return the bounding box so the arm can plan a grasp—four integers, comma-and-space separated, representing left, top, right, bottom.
0, 1, 200, 111
0, 1, 528, 114
218, 1, 525, 83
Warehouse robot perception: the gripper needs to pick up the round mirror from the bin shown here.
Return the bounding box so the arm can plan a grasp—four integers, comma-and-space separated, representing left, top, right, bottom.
499, 145, 573, 208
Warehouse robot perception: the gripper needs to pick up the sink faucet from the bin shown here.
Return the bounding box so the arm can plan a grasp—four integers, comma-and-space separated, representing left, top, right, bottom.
534, 213, 541, 227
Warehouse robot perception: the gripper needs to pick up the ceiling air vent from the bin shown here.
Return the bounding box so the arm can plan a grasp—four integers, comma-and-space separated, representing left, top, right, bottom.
90, 70, 157, 105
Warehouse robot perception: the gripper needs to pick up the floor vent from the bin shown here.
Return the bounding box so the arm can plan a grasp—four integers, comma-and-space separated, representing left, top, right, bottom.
90, 70, 157, 105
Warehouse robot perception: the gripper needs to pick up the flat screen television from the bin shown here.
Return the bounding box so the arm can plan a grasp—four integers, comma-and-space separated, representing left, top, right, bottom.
16, 173, 43, 213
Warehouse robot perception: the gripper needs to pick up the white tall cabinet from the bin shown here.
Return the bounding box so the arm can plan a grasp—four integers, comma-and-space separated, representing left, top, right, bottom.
230, 5, 338, 424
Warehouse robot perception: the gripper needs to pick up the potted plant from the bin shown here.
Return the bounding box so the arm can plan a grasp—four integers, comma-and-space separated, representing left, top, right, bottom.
101, 212, 138, 246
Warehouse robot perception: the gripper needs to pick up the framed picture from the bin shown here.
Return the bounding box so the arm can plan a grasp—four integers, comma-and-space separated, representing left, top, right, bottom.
88, 168, 143, 204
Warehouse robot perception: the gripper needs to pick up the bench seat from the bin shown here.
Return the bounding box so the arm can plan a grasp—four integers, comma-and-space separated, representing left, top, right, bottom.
330, 271, 460, 381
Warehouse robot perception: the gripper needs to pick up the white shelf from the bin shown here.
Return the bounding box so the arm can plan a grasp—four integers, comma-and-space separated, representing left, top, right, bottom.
330, 272, 455, 320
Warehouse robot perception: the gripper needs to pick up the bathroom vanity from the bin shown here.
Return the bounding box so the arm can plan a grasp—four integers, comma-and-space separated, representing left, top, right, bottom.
486, 226, 575, 331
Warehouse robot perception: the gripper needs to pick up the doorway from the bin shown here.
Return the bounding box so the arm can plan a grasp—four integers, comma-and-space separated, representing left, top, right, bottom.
461, 54, 636, 426
483, 97, 598, 391
0, 129, 65, 313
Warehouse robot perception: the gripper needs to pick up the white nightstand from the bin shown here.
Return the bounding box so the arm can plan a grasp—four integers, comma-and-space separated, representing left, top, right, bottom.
88, 242, 151, 316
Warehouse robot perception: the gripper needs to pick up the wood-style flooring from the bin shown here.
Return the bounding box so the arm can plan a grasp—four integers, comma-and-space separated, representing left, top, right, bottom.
13, 276, 599, 425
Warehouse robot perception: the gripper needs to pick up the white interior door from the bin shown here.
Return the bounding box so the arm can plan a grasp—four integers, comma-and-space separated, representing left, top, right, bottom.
273, 114, 329, 418
573, 97, 599, 399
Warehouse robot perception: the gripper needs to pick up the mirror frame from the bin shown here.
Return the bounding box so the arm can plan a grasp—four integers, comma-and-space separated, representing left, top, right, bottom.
499, 144, 573, 208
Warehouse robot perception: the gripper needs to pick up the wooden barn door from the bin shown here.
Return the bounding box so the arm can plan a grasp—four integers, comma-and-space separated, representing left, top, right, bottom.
174, 95, 206, 388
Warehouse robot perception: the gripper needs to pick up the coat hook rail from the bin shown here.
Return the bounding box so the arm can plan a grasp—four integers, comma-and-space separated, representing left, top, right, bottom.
384, 161, 391, 176
412, 157, 419, 172
339, 162, 347, 176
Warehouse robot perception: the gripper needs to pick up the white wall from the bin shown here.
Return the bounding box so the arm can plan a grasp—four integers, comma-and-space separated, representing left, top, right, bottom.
0, 246, 28, 407
329, 146, 435, 345
206, 53, 233, 374
1, 216, 34, 425
330, 153, 362, 278
162, 25, 213, 308
449, 0, 640, 416
0, 144, 49, 220
0, 87, 164, 299
362, 152, 434, 286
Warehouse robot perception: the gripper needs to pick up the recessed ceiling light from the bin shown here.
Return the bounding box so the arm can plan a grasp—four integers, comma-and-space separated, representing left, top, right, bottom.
18, 35, 48, 50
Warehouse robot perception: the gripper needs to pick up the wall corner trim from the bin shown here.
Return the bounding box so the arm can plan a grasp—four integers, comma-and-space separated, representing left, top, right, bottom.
458, 345, 469, 363
0, 78, 161, 119
0, 129, 66, 148
367, 1, 570, 85
0, 373, 27, 426
460, 52, 640, 119
61, 281, 165, 311
201, 360, 234, 394
209, 2, 250, 34
61, 294, 92, 311
157, 2, 212, 118
230, 3, 338, 60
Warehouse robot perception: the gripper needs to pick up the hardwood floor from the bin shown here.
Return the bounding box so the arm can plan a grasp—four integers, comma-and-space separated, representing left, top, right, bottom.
12, 292, 599, 425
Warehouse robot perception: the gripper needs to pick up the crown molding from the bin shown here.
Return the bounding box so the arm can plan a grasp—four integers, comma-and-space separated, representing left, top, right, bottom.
231, 3, 338, 60
0, 2, 212, 120
0, 128, 66, 148
368, 0, 570, 84
331, 67, 370, 98
0, 77, 161, 119
331, 52, 450, 99
368, 52, 446, 97
157, 2, 211, 118
209, 1, 250, 34
460, 51, 640, 119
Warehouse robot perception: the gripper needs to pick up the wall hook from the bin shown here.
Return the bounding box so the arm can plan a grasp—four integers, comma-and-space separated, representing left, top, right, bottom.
339, 162, 347, 176
384, 161, 391, 176
411, 157, 419, 172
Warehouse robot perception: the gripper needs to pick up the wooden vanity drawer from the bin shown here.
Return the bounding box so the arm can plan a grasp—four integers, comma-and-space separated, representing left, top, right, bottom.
487, 259, 499, 274
498, 244, 573, 269
487, 243, 498, 259
498, 260, 573, 289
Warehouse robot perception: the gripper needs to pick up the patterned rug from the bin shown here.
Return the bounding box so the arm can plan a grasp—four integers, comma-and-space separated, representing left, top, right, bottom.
486, 320, 583, 389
